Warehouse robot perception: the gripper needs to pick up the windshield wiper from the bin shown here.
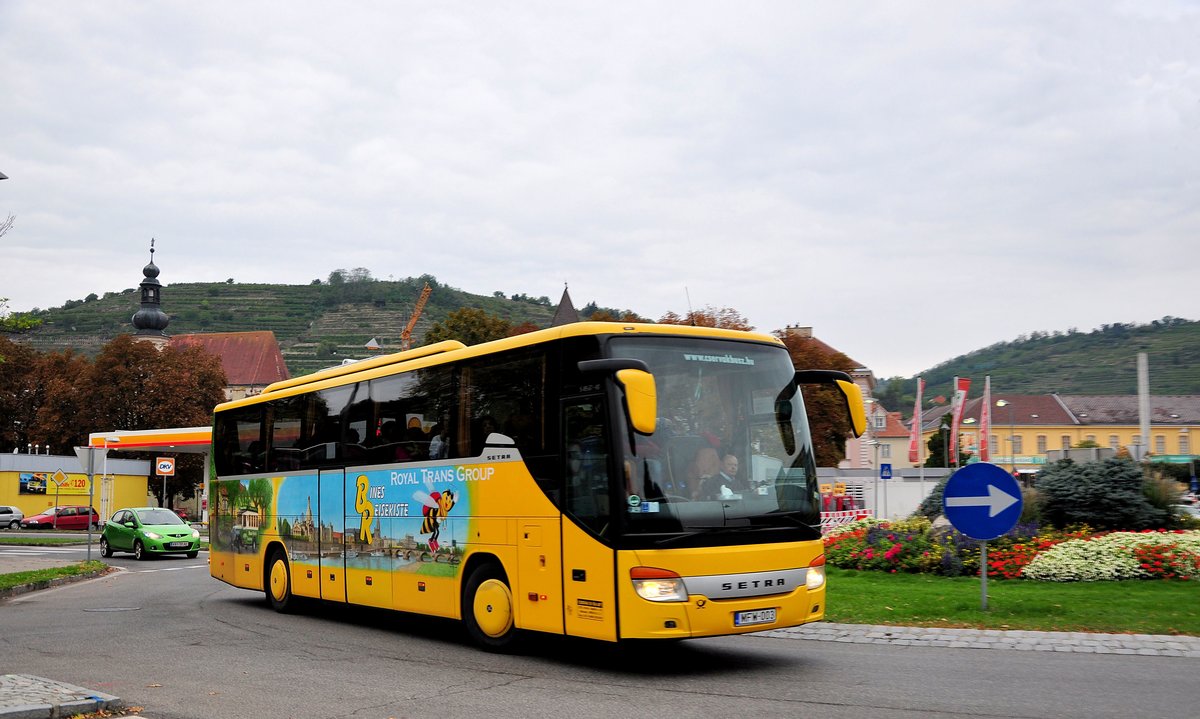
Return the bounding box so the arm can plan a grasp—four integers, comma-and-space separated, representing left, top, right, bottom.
653, 526, 727, 546
652, 522, 807, 546
751, 510, 815, 528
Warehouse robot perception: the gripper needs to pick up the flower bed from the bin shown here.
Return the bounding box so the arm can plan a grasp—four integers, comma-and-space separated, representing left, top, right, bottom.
823, 518, 1200, 581
1022, 530, 1200, 581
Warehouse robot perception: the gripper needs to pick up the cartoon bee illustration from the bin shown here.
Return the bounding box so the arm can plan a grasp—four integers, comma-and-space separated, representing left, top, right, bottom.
413, 484, 456, 553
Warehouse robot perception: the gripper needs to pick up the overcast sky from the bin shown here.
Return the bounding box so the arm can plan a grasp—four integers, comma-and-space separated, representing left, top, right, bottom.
2, 2, 1197, 378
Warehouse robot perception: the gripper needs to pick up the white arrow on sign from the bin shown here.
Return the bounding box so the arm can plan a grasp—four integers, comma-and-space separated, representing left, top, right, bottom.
945, 484, 1020, 517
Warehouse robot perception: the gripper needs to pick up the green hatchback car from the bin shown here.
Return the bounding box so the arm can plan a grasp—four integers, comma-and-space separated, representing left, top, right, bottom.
101, 507, 201, 560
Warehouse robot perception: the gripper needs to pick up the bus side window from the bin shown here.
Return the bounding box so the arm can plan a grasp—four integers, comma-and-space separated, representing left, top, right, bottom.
564, 400, 609, 536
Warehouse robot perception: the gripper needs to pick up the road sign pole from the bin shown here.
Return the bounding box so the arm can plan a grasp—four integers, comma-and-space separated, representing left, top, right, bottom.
942, 463, 1023, 614
75, 446, 108, 562
980, 541, 988, 611
878, 463, 892, 519
86, 450, 95, 561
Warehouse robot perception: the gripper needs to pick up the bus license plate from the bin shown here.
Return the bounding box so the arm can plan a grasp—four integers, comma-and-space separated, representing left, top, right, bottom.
734, 608, 776, 627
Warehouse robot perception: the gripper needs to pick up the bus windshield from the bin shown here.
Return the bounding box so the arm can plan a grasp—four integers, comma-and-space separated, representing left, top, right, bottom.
608, 336, 821, 543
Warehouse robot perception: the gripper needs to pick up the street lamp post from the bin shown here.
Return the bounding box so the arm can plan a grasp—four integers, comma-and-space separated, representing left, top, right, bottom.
996, 399, 1015, 474
963, 417, 977, 461
940, 425, 949, 468
869, 440, 880, 516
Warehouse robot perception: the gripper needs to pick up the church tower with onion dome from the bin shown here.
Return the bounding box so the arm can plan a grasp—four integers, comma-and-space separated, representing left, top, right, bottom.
131, 238, 170, 348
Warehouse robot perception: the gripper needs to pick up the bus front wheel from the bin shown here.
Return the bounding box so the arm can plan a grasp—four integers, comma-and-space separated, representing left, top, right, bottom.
462, 564, 517, 650
266, 549, 295, 613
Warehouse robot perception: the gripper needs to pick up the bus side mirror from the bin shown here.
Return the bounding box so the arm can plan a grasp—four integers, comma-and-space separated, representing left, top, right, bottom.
794, 370, 867, 439
616, 369, 657, 435
577, 358, 658, 436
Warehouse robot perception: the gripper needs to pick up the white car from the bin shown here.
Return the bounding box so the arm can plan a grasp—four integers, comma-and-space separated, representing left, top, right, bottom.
0, 505, 24, 529
1172, 504, 1200, 519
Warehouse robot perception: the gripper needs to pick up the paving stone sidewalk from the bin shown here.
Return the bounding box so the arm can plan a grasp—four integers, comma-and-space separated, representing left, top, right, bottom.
0, 674, 125, 719
763, 622, 1200, 657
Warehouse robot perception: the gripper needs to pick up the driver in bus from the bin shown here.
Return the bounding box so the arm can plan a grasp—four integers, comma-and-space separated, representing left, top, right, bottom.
685, 445, 721, 500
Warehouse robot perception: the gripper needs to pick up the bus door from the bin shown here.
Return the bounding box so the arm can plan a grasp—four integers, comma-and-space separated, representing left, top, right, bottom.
318, 468, 346, 602
561, 399, 618, 641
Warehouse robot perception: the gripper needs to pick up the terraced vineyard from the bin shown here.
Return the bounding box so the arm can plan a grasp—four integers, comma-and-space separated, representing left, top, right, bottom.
11, 277, 558, 378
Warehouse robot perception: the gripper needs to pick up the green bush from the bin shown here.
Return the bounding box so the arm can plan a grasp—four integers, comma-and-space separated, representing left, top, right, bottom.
1036, 458, 1170, 530
914, 476, 949, 520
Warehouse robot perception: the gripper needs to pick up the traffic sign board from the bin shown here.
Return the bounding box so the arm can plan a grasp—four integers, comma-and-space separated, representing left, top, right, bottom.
942, 462, 1023, 540
879, 463, 892, 480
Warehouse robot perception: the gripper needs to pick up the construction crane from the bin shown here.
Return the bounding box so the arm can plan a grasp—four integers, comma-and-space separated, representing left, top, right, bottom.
399, 282, 432, 351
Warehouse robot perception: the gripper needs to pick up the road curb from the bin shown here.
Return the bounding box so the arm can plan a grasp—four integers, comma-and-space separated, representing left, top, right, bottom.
762, 621, 1200, 657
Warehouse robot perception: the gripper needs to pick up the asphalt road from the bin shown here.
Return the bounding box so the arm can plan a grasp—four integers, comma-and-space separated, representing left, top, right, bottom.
2, 544, 1197, 719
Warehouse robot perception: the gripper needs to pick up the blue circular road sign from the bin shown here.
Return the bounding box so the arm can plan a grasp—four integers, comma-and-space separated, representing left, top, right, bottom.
942, 462, 1023, 541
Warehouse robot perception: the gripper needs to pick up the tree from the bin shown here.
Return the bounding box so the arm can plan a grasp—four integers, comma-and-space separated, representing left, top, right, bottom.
0, 336, 40, 449
508, 321, 540, 336
874, 376, 914, 420
658, 306, 754, 331
0, 298, 41, 333
422, 307, 513, 346
1036, 458, 1169, 530
78, 335, 227, 507
582, 301, 647, 322
776, 328, 856, 466
924, 418, 950, 468
27, 349, 91, 453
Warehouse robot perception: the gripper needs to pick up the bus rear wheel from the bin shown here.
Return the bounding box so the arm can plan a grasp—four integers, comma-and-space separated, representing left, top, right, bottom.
266, 549, 295, 613
462, 563, 517, 650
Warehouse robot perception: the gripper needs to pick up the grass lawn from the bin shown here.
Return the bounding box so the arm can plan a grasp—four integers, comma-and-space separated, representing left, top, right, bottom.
0, 535, 96, 545
826, 567, 1200, 636
0, 560, 108, 592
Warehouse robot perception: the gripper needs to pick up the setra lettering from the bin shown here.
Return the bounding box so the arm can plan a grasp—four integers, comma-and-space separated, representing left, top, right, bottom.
721, 578, 787, 591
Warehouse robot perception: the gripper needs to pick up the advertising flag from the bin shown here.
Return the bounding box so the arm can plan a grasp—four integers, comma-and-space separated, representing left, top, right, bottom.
949, 377, 971, 466
980, 376, 992, 462
908, 377, 925, 463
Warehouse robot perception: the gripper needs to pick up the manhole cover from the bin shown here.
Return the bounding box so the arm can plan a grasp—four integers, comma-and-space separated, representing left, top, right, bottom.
82, 607, 142, 612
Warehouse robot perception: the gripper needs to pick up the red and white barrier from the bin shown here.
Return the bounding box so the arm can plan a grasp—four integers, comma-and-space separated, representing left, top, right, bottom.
820, 509, 874, 534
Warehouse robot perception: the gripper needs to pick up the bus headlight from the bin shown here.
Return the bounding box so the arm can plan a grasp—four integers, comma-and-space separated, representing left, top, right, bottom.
631, 567, 688, 602
806, 555, 826, 590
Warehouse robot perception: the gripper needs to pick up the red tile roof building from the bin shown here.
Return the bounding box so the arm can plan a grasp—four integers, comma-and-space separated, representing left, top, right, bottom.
172, 331, 290, 400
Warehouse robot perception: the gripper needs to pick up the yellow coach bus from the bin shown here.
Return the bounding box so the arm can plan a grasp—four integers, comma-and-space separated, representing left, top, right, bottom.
208, 322, 864, 649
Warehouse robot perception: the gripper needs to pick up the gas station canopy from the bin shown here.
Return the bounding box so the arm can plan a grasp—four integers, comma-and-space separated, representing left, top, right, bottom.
87, 427, 212, 455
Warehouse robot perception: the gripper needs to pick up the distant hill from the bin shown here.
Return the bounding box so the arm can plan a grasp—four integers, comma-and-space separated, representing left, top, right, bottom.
874, 317, 1200, 417
8, 279, 1196, 407
8, 275, 560, 377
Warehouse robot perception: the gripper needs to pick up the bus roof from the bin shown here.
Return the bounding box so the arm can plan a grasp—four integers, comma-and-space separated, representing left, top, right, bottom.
215, 321, 783, 413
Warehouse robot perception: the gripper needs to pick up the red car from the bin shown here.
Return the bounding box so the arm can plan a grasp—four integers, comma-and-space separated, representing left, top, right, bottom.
20, 506, 102, 530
